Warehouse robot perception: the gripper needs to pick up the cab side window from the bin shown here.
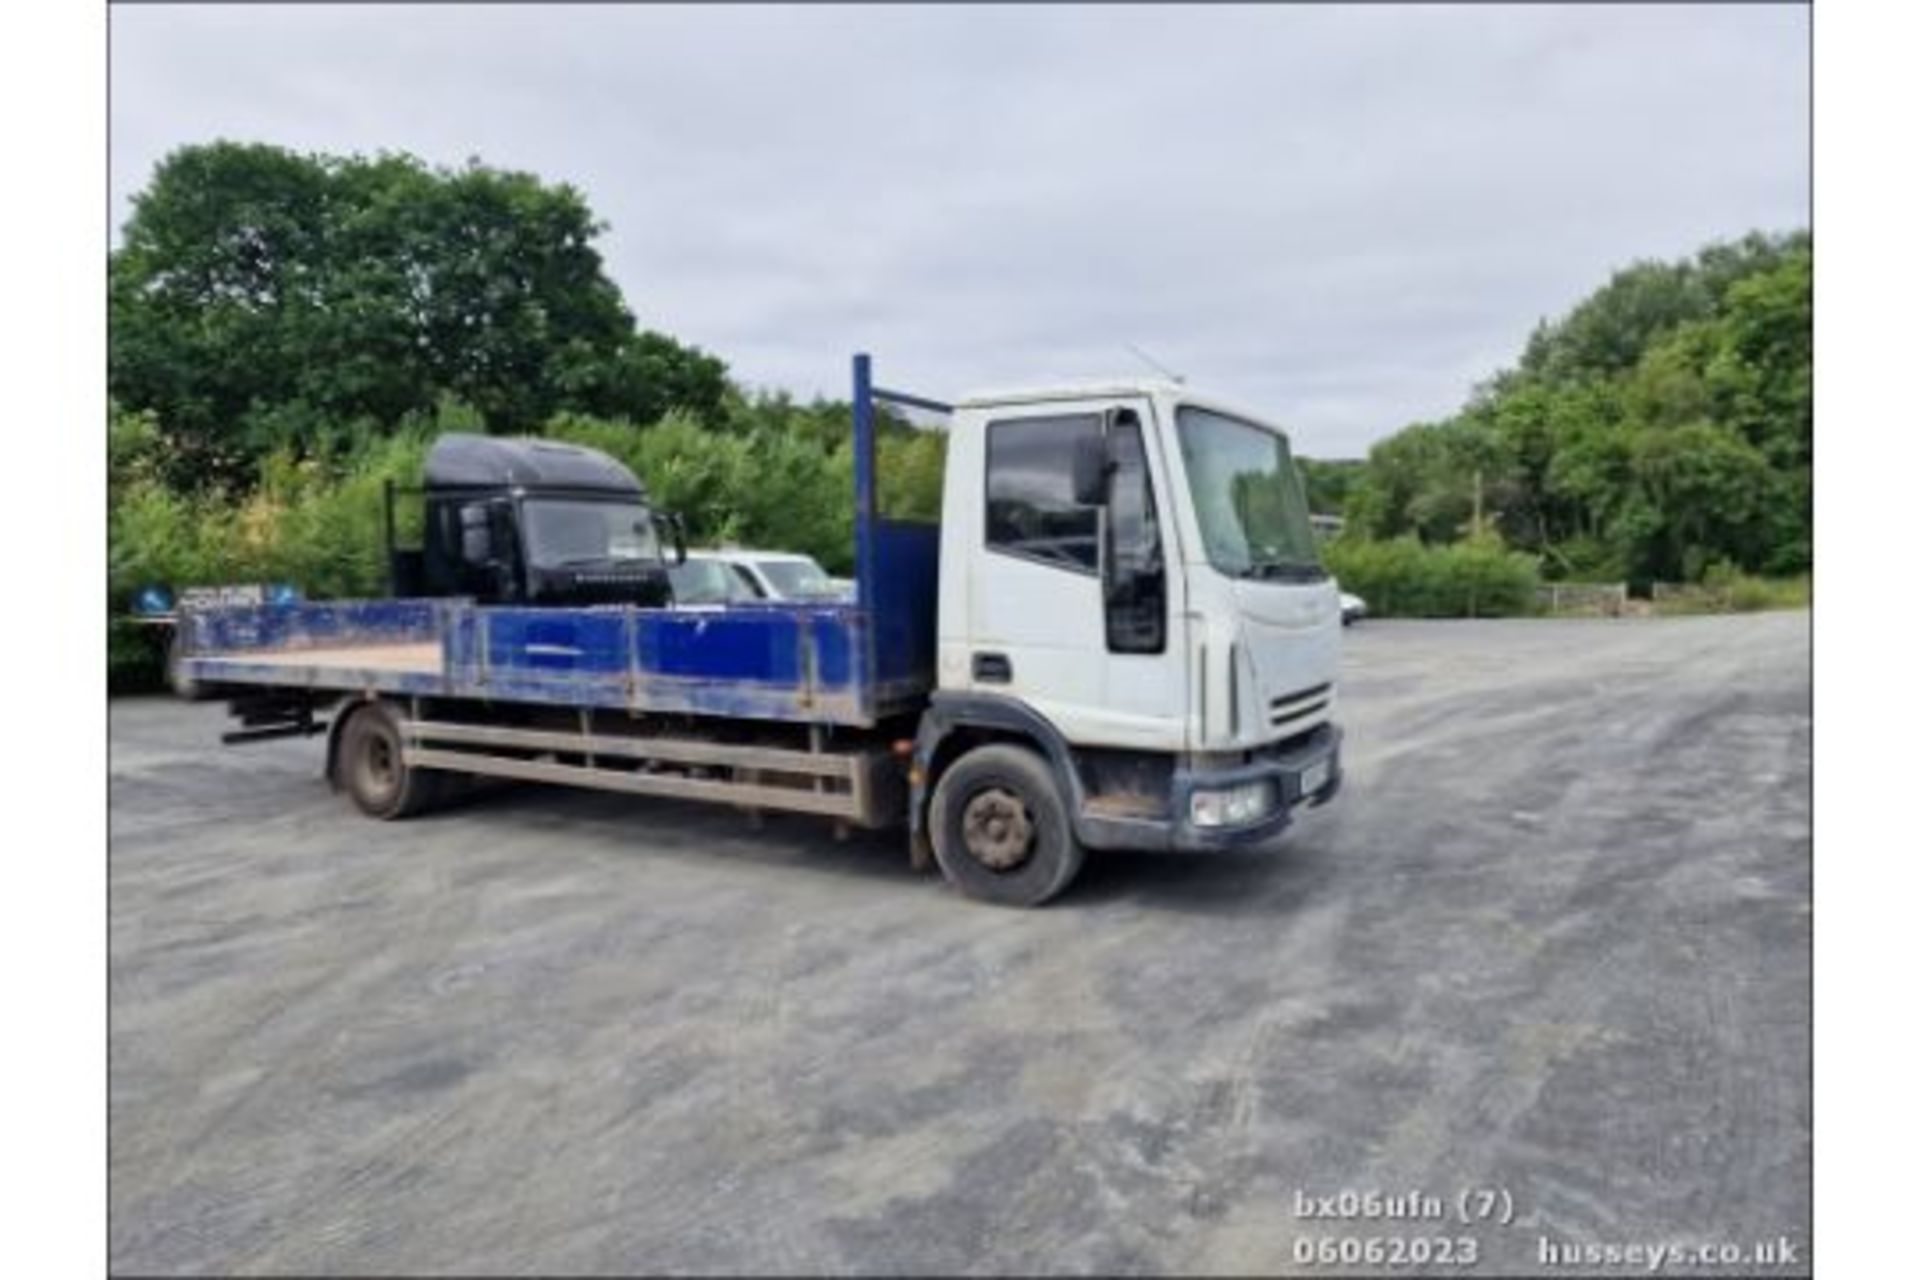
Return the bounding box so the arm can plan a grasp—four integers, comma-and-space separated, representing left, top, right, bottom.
985, 414, 1102, 573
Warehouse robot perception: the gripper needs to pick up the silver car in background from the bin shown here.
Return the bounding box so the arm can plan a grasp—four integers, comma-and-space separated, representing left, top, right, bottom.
678, 549, 852, 604
1333, 578, 1368, 625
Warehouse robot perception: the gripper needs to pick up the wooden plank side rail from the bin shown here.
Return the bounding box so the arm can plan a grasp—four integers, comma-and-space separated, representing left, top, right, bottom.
402, 719, 857, 777
398, 717, 893, 825
403, 748, 863, 819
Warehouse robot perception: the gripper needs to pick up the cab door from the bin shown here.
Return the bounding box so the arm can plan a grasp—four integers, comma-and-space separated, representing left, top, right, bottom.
965, 407, 1106, 732
964, 399, 1186, 751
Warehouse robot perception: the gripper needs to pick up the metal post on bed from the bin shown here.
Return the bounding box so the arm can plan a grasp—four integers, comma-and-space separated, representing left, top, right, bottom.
850, 354, 879, 722
852, 352, 951, 724
851, 353, 879, 613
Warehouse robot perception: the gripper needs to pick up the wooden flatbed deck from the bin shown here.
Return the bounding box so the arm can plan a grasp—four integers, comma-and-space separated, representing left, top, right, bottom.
210, 642, 443, 675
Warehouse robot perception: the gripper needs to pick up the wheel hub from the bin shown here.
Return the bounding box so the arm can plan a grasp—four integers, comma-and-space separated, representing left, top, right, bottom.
961, 787, 1035, 871
367, 736, 395, 785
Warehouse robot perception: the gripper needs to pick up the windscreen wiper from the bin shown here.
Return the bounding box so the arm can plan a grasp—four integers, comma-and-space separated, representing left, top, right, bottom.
1246, 560, 1328, 582
557, 551, 664, 566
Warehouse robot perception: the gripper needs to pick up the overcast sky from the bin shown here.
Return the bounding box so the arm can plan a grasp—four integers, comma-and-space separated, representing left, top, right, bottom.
110, 4, 1808, 457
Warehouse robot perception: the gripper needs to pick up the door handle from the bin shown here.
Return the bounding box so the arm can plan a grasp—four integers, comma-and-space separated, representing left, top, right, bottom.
972, 652, 1012, 684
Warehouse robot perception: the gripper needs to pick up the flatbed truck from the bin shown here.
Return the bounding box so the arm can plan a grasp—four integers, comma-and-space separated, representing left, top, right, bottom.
170, 354, 1344, 906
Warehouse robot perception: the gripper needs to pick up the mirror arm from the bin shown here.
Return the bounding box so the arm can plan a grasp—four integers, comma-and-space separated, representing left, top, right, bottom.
666, 512, 688, 566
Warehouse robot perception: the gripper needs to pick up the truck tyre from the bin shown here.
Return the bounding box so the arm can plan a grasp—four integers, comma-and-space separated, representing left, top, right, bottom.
339, 701, 445, 819
929, 743, 1084, 907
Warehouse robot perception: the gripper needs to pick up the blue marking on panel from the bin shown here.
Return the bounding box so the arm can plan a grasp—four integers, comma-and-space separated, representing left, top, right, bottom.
484, 608, 630, 675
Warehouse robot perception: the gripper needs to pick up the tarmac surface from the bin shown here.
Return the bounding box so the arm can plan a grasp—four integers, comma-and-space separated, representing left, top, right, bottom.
109, 612, 1812, 1274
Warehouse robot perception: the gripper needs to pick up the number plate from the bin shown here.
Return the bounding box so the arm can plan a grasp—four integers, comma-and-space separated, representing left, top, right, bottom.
1299, 759, 1331, 796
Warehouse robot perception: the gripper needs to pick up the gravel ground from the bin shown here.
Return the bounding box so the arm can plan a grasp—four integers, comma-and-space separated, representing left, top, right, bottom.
109, 612, 1811, 1275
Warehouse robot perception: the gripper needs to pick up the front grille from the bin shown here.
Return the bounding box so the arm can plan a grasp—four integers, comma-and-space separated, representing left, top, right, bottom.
541, 570, 671, 607
1269, 681, 1333, 730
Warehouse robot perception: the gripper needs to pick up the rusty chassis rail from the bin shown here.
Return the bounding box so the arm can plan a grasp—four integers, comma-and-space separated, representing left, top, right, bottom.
398, 716, 898, 827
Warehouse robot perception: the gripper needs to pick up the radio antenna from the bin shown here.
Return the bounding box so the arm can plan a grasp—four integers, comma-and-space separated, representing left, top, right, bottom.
1124, 343, 1186, 384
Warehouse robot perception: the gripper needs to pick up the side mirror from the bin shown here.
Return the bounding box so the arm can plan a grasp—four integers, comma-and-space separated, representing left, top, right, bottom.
660, 512, 688, 566
1072, 433, 1113, 506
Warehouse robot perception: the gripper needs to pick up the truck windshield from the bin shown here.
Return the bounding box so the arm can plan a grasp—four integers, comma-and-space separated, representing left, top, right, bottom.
522, 499, 661, 567
1174, 406, 1325, 581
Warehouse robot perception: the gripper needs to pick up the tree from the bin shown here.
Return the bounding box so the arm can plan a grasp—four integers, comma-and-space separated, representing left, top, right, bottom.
1518, 259, 1707, 383
1295, 457, 1366, 516
1517, 231, 1808, 385
1628, 422, 1777, 581
1350, 229, 1810, 583
111, 142, 727, 488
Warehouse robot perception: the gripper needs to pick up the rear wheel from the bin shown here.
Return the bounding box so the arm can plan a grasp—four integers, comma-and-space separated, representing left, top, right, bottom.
339, 701, 447, 819
929, 744, 1084, 907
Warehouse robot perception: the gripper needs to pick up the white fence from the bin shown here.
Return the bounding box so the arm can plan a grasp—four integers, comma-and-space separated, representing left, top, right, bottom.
1534, 582, 1629, 616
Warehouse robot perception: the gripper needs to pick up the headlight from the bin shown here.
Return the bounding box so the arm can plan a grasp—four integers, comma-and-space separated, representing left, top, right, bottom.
1190, 780, 1276, 827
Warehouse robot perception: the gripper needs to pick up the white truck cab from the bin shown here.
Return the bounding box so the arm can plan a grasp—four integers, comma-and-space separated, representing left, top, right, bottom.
913, 376, 1343, 891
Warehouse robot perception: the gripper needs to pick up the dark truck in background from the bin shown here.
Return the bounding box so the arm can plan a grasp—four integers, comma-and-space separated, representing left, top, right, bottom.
387, 433, 684, 608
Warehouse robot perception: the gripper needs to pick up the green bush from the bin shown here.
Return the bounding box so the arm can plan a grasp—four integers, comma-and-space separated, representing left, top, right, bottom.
1324, 535, 1541, 618
260, 431, 431, 598
1652, 563, 1810, 615
1705, 561, 1811, 612
546, 410, 850, 570
1728, 575, 1810, 612
109, 616, 169, 694
108, 416, 435, 687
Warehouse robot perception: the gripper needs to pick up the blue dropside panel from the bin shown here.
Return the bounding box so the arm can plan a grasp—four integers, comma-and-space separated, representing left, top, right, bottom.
870, 520, 940, 707
641, 609, 805, 683
173, 598, 455, 697
457, 607, 634, 704
181, 598, 445, 653
178, 596, 895, 726
438, 601, 878, 724
812, 609, 856, 691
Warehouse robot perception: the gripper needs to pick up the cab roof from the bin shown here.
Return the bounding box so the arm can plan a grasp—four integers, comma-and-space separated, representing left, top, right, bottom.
954, 377, 1184, 408
953, 380, 1286, 433
425, 433, 647, 495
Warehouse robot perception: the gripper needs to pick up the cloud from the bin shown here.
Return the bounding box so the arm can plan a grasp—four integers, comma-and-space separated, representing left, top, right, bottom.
110, 3, 1808, 456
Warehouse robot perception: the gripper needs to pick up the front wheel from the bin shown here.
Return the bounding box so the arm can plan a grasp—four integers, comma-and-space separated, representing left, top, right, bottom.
338, 701, 447, 819
928, 744, 1084, 907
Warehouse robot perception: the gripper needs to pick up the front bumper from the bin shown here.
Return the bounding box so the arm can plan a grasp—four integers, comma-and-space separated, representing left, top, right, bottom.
1074, 723, 1344, 853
